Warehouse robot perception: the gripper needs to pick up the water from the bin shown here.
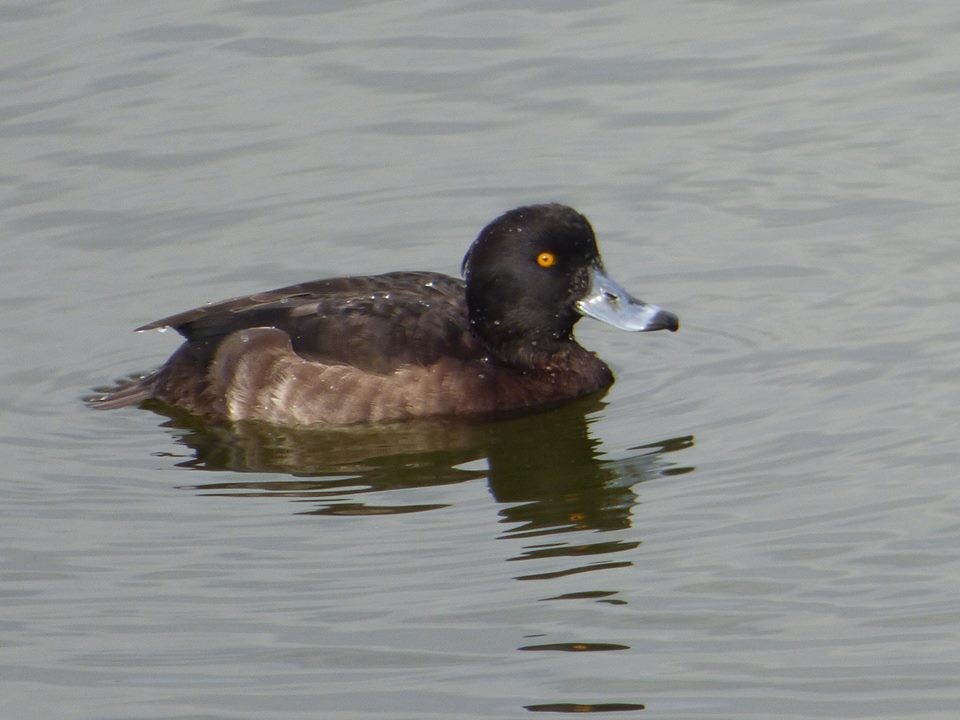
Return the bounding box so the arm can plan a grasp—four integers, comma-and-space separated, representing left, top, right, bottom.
3, 1, 959, 718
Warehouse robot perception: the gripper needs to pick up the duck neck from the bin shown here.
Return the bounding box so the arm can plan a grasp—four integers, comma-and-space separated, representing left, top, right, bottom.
469, 312, 581, 369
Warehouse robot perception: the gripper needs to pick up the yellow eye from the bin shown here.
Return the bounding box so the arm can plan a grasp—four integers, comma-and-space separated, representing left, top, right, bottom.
536, 251, 557, 268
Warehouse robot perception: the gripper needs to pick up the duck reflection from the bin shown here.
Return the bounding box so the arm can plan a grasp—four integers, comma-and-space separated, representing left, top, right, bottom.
149, 397, 693, 534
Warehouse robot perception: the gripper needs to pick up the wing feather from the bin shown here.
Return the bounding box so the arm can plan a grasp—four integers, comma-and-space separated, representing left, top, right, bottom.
137, 271, 480, 373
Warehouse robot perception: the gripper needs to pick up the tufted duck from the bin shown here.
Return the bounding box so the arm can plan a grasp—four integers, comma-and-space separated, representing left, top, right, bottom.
90, 204, 678, 424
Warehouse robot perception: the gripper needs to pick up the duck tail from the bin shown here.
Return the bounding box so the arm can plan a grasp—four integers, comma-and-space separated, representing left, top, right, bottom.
85, 371, 158, 410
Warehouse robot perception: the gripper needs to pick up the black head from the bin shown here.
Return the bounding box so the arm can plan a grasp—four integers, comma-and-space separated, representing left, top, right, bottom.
461, 204, 678, 368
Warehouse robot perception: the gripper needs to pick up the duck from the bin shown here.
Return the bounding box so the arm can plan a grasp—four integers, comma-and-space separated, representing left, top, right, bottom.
90, 204, 678, 425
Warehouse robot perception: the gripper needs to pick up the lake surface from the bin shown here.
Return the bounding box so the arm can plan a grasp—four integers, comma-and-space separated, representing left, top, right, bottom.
3, 1, 959, 718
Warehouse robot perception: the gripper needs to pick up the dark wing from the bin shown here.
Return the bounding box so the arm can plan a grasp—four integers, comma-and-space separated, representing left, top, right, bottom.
138, 271, 481, 373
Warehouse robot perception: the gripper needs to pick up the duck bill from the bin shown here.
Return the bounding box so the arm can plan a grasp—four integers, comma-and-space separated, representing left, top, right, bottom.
575, 266, 679, 332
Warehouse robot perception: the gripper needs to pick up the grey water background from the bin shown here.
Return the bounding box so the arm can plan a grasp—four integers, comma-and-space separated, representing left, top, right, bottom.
2, 1, 959, 718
